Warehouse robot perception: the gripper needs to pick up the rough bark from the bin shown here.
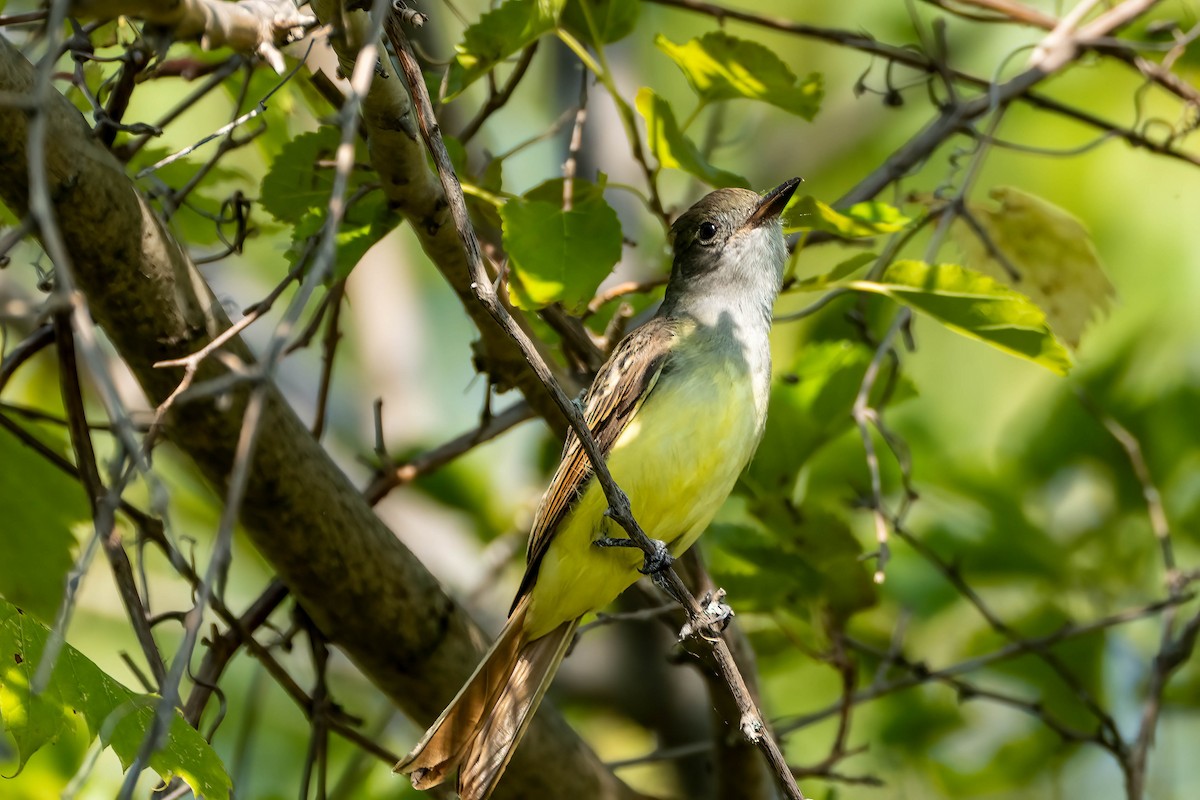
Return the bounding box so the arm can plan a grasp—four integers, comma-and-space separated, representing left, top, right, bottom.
0, 36, 636, 800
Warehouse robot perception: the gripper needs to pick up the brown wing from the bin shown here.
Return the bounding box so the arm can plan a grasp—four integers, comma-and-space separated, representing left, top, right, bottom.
510, 316, 679, 610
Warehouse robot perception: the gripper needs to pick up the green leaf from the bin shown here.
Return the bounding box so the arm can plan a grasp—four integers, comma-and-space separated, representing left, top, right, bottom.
952, 186, 1115, 348
783, 195, 909, 237
444, 0, 564, 100
562, 0, 639, 44
0, 427, 85, 622
655, 31, 822, 119
635, 88, 749, 188
0, 598, 231, 798
260, 128, 390, 282
259, 129, 341, 224
744, 340, 915, 494
848, 260, 1074, 375
706, 523, 823, 612
502, 177, 623, 311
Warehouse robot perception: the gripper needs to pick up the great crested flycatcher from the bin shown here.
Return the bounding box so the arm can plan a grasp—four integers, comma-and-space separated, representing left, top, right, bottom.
396, 178, 801, 799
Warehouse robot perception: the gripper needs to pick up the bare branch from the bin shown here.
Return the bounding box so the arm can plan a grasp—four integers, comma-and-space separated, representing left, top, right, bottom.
70, 0, 314, 72
364, 401, 535, 505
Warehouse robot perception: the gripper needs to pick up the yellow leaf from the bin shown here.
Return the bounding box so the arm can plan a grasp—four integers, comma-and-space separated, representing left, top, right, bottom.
953, 187, 1115, 348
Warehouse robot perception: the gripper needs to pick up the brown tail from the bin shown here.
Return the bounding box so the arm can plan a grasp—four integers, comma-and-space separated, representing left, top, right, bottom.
395, 599, 579, 800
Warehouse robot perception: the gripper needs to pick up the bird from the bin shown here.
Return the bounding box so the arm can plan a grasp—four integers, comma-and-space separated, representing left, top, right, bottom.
395, 177, 801, 800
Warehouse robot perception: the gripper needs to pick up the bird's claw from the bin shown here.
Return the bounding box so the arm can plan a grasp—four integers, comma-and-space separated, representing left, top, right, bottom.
637, 538, 674, 575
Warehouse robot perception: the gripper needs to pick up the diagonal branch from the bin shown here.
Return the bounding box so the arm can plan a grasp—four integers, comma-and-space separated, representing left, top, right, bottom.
0, 34, 639, 800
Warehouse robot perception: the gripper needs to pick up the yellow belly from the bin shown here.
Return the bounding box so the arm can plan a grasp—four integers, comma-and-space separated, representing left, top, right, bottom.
524, 357, 761, 639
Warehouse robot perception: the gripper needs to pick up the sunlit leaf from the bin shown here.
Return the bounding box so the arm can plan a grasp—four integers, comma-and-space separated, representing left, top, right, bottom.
0, 427, 84, 622
562, 0, 639, 44
849, 260, 1074, 375
953, 186, 1115, 348
0, 598, 231, 798
783, 195, 910, 237
444, 0, 564, 100
502, 177, 622, 311
635, 88, 749, 189
655, 31, 822, 118
744, 340, 915, 495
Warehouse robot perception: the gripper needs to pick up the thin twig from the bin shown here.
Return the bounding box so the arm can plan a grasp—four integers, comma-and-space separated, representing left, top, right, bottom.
459, 42, 539, 144
583, 278, 669, 319
0, 322, 54, 393
311, 278, 347, 441
53, 312, 168, 687
364, 400, 536, 504
648, 0, 1200, 173
778, 594, 1190, 734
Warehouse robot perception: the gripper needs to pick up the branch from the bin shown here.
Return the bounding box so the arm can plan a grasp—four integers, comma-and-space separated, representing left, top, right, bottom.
778, 594, 1191, 734
647, 0, 1200, 172
70, 0, 313, 71
384, 15, 805, 800
308, 0, 574, 432
0, 35, 638, 800
674, 551, 783, 800
53, 312, 168, 688
364, 400, 535, 505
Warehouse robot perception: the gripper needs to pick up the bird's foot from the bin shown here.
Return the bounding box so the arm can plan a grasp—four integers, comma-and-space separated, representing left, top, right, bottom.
679, 589, 734, 642
592, 535, 675, 575
638, 538, 674, 575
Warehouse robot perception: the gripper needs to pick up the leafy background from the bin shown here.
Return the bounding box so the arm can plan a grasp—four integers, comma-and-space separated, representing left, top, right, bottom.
1, 0, 1198, 798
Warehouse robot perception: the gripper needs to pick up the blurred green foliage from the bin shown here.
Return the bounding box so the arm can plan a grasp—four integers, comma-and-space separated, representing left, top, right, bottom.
0, 426, 82, 623
0, 0, 1198, 799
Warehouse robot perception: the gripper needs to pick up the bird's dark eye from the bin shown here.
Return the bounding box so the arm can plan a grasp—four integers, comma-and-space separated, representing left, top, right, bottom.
697, 221, 718, 243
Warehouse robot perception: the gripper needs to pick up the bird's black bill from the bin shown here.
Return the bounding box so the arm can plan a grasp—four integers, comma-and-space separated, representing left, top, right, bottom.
747, 177, 802, 228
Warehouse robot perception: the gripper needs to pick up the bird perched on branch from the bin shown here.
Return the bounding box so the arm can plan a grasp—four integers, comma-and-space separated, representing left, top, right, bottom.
396, 178, 801, 800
